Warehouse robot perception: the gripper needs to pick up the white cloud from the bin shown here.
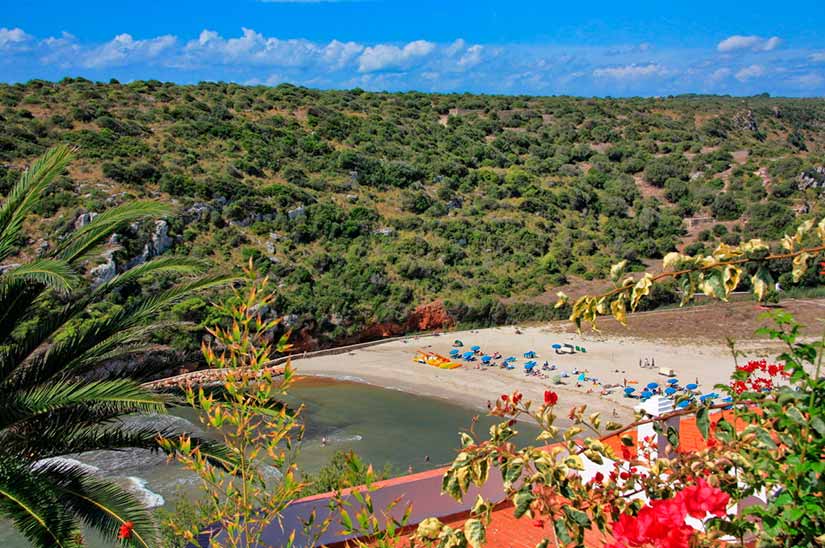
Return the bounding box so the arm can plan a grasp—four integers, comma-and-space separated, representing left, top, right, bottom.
717, 35, 781, 53
735, 64, 765, 81
0, 27, 31, 49
358, 40, 436, 72
709, 67, 732, 81
790, 72, 824, 88
458, 45, 483, 67
80, 33, 177, 68
592, 63, 668, 79
183, 28, 362, 69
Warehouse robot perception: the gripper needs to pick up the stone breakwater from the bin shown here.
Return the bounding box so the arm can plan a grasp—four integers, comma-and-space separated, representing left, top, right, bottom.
142, 364, 287, 390
142, 332, 416, 390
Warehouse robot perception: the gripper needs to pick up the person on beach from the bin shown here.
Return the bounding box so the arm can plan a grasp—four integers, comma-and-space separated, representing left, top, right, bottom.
321, 436, 327, 447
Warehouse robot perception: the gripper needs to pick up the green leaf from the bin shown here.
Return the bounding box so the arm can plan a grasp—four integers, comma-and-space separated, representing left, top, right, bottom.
666, 426, 680, 448
513, 488, 535, 519
696, 406, 710, 439
810, 415, 825, 437
463, 518, 486, 548
563, 506, 591, 528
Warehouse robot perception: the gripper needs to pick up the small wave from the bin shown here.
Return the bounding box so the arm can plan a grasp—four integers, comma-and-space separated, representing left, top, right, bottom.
327, 433, 363, 444
310, 373, 367, 383
33, 456, 101, 474
124, 477, 165, 508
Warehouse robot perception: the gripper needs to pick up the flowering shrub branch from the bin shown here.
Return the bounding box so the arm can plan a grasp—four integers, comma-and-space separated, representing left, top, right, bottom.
556, 217, 825, 331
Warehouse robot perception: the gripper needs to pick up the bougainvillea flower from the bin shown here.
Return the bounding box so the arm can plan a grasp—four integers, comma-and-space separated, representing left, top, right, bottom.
544, 390, 558, 406
679, 479, 730, 518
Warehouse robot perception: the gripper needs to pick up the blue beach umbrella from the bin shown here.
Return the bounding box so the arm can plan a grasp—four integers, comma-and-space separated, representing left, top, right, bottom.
667, 378, 679, 384
665, 387, 677, 396
623, 387, 636, 395
524, 350, 537, 358
578, 373, 586, 382
470, 345, 481, 352
551, 343, 562, 349
646, 382, 659, 390
481, 355, 492, 364
505, 356, 516, 363
640, 390, 652, 400
449, 349, 460, 356
524, 360, 537, 367
685, 383, 699, 390
699, 394, 714, 402
462, 351, 474, 360
676, 400, 690, 409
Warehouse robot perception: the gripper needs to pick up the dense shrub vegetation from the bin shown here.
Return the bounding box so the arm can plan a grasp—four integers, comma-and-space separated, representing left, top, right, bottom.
1, 79, 824, 346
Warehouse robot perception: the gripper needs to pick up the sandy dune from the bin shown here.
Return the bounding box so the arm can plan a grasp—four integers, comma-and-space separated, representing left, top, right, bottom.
293, 324, 777, 425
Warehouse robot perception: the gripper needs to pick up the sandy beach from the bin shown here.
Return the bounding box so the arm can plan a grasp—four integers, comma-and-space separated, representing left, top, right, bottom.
292, 323, 782, 425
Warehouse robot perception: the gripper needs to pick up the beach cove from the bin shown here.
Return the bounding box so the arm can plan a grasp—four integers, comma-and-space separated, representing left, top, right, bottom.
293, 324, 771, 424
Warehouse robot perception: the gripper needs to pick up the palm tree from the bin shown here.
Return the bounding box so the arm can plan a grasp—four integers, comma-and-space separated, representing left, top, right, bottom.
0, 145, 233, 547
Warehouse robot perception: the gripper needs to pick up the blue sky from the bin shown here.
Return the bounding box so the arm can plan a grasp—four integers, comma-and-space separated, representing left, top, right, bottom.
2, 0, 825, 96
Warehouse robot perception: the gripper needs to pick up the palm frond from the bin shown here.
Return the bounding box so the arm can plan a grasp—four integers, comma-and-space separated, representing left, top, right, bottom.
9, 274, 231, 387
56, 201, 172, 265
90, 256, 209, 298
0, 259, 79, 295
0, 145, 75, 262
0, 458, 82, 548
36, 460, 158, 547
2, 379, 168, 430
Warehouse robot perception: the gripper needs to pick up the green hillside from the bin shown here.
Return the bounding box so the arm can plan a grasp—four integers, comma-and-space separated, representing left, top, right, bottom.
2, 79, 824, 347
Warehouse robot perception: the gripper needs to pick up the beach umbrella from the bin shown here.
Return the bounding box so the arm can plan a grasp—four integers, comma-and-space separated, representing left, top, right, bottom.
640, 390, 652, 400
481, 355, 492, 363
524, 364, 535, 371
462, 351, 474, 360
578, 373, 586, 382
470, 345, 481, 352
685, 383, 698, 390
667, 378, 679, 384
646, 382, 658, 390
676, 400, 690, 409
580, 347, 587, 353
524, 350, 536, 358
524, 360, 537, 367
453, 340, 463, 347
623, 387, 636, 394
699, 394, 714, 402
505, 356, 516, 362
665, 387, 677, 396
449, 348, 460, 356
551, 343, 561, 349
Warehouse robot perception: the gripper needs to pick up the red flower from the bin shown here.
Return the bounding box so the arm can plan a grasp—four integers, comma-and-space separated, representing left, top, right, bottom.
621, 445, 632, 460
513, 391, 523, 404
591, 471, 604, 484
679, 479, 729, 519
532, 518, 545, 528
544, 390, 558, 406
501, 394, 509, 402
611, 498, 694, 548
118, 521, 134, 540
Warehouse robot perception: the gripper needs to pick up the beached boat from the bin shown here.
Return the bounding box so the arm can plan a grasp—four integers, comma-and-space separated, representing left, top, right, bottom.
413, 351, 462, 369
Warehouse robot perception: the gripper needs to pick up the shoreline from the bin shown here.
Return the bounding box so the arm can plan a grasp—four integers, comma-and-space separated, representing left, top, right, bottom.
290, 323, 781, 427
293, 322, 792, 426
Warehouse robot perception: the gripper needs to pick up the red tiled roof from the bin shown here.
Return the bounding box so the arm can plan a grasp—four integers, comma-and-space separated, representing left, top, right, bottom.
329, 502, 613, 548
